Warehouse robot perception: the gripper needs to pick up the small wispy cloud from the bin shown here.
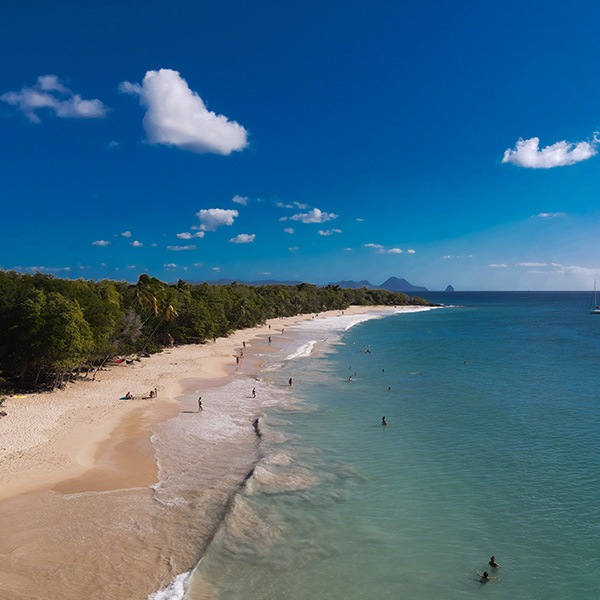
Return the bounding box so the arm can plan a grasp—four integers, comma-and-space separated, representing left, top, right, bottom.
355, 218, 364, 222
167, 245, 197, 251
533, 212, 566, 218
229, 233, 255, 243
130, 240, 143, 247
318, 228, 342, 236
287, 208, 338, 224
212, 266, 221, 271
288, 247, 299, 251
119, 69, 248, 155
388, 248, 403, 254
502, 136, 598, 168
232, 195, 248, 206
164, 263, 177, 269
92, 240, 111, 246
364, 243, 384, 250
121, 231, 132, 237
284, 228, 295, 234
1, 75, 109, 123
489, 264, 508, 268
517, 262, 547, 267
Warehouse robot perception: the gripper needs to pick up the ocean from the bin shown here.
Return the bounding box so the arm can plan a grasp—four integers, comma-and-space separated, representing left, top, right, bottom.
150, 293, 600, 600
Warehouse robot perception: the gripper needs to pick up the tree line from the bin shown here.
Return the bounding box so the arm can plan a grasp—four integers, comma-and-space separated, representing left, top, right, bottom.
0, 271, 431, 391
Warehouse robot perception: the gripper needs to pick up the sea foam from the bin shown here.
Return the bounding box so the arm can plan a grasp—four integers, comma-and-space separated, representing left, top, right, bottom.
147, 571, 191, 600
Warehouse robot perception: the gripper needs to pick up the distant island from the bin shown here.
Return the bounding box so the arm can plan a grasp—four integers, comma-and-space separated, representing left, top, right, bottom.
445, 285, 455, 292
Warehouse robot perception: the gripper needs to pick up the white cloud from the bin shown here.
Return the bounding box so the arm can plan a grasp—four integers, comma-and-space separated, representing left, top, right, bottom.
232, 195, 248, 206
276, 201, 293, 209
345, 247, 353, 251
407, 249, 416, 254
318, 228, 342, 236
489, 264, 508, 268
284, 228, 295, 234
517, 262, 547, 267
356, 218, 364, 222
119, 69, 248, 155
164, 263, 177, 268
1, 75, 108, 123
193, 262, 203, 267
388, 248, 403, 254
229, 233, 255, 243
108, 140, 119, 149
196, 208, 238, 231
502, 136, 597, 168
151, 243, 158, 247
177, 232, 193, 239
533, 212, 567, 218
167, 245, 197, 251
289, 208, 338, 224
261, 272, 271, 275
288, 247, 299, 251
212, 267, 221, 271
130, 240, 143, 247
364, 243, 384, 250
92, 240, 111, 246
294, 201, 310, 209
127, 265, 136, 269
121, 231, 132, 237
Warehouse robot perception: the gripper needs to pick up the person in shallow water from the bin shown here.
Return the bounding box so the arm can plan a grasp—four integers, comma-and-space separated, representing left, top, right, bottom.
381, 416, 387, 426
477, 571, 498, 583
488, 556, 501, 568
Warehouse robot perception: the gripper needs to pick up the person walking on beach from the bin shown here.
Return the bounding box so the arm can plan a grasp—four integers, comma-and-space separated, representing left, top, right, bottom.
198, 397, 202, 412
288, 377, 293, 386
252, 387, 257, 398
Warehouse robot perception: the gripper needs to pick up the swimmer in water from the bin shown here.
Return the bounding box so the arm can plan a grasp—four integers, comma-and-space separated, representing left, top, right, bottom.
488, 556, 501, 568
382, 416, 387, 426
477, 571, 498, 583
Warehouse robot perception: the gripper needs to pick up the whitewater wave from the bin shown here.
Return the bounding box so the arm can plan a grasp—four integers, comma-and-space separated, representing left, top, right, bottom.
285, 340, 318, 360
147, 571, 191, 600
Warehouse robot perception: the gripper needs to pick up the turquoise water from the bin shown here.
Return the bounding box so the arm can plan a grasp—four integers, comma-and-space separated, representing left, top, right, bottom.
182, 294, 600, 599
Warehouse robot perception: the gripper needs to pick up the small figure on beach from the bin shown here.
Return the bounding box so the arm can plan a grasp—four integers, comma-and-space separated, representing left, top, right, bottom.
281, 328, 284, 334
382, 416, 387, 426
149, 390, 155, 398
252, 387, 257, 398
125, 392, 133, 399
154, 387, 158, 397
268, 324, 271, 329
477, 571, 498, 583
243, 341, 246, 347
198, 397, 203, 412
488, 556, 501, 568
268, 336, 272, 343
236, 356, 240, 365
289, 377, 293, 386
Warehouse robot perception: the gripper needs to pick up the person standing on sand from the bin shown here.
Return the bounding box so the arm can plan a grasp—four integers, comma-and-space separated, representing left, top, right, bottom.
198, 397, 202, 412
252, 388, 257, 398
154, 387, 158, 397
289, 377, 293, 386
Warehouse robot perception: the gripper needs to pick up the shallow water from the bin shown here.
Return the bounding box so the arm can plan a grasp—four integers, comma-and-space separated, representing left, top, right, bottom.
161, 295, 600, 600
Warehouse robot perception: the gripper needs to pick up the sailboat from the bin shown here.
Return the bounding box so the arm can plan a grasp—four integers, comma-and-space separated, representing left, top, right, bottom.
590, 280, 600, 314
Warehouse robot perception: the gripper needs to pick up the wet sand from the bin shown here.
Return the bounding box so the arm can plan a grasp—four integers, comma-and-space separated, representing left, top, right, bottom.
0, 306, 397, 600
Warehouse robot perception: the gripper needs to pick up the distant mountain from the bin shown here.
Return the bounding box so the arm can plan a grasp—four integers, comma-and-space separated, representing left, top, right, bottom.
378, 277, 428, 293
445, 284, 455, 292
329, 280, 377, 289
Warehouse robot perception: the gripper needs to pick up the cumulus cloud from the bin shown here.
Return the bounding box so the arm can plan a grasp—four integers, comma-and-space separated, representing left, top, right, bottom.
92, 240, 111, 246
1, 75, 108, 123
284, 228, 295, 234
229, 233, 255, 243
388, 248, 403, 254
318, 228, 342, 236
130, 240, 143, 247
167, 245, 197, 251
177, 231, 204, 239
364, 243, 384, 251
289, 208, 338, 224
502, 136, 597, 168
119, 69, 248, 155
407, 249, 416, 254
232, 195, 248, 206
196, 208, 238, 231
121, 231, 132, 237
164, 263, 177, 269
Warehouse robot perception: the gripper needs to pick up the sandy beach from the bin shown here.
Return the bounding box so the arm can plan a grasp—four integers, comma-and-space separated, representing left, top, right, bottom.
0, 305, 398, 600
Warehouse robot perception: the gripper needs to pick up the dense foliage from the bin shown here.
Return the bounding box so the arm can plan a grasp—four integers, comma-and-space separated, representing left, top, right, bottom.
0, 271, 431, 390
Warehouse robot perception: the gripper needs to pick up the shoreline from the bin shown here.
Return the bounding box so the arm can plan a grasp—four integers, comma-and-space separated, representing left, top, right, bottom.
0, 305, 407, 600
0, 305, 398, 503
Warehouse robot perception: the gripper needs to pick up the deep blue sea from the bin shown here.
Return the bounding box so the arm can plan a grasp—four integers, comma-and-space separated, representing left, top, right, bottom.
156, 293, 600, 600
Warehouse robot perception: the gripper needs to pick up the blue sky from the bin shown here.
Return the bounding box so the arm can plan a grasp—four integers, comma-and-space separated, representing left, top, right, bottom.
2, 0, 600, 290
